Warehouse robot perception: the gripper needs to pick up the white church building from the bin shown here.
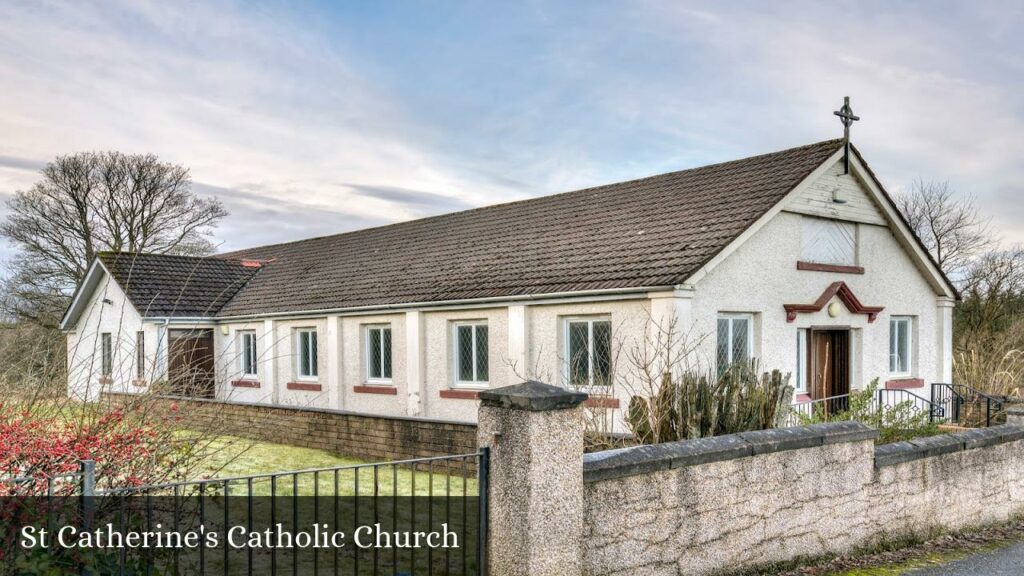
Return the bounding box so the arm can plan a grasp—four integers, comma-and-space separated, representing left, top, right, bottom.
60, 137, 957, 427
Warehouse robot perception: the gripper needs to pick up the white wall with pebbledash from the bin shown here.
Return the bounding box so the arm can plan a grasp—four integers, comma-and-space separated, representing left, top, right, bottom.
65, 271, 154, 401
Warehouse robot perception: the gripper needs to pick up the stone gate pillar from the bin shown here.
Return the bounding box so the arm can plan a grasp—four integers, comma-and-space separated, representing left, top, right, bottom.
477, 381, 587, 576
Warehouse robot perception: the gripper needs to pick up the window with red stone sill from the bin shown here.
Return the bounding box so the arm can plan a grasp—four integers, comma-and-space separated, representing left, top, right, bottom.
440, 389, 479, 400
354, 385, 397, 395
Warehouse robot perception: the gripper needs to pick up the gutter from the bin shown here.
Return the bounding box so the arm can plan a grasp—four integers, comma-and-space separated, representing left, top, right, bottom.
143, 317, 218, 325
191, 284, 678, 323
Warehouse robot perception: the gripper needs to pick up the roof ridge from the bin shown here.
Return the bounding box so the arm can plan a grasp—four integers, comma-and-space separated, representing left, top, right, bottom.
99, 250, 260, 266
99, 250, 217, 261
220, 138, 844, 257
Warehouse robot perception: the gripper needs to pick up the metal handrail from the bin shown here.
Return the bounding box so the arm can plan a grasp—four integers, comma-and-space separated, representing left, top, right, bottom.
787, 387, 946, 425
876, 387, 946, 421
784, 393, 852, 426
879, 388, 931, 404
876, 387, 943, 409
791, 393, 851, 410
931, 382, 1006, 427
934, 382, 1005, 402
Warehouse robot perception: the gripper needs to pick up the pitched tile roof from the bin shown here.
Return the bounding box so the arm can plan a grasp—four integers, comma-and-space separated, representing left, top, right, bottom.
209, 139, 845, 317
98, 252, 259, 317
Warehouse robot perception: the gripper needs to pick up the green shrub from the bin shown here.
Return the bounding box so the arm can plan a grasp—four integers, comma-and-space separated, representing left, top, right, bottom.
626, 361, 793, 444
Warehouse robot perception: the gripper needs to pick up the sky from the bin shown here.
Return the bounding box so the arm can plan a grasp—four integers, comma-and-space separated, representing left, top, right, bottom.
1, 0, 1023, 265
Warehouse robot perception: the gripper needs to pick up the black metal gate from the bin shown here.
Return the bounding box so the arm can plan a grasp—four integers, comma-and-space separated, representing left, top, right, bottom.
7, 449, 490, 576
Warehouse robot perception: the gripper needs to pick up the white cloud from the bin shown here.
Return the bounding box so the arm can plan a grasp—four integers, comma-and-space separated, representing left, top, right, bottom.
0, 0, 521, 253
619, 1, 1024, 242
1, 0, 1022, 258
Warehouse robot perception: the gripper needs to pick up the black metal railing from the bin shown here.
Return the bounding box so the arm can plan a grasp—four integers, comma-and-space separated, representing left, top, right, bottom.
931, 383, 1006, 427
875, 388, 945, 422
785, 393, 851, 425
3, 449, 490, 576
785, 388, 945, 427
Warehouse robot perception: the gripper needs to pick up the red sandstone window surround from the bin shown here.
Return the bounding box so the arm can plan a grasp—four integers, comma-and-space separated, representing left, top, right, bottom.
796, 261, 865, 274
440, 389, 480, 400
354, 385, 397, 395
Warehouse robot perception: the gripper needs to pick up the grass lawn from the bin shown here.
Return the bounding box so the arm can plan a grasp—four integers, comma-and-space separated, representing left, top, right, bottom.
193, 435, 479, 498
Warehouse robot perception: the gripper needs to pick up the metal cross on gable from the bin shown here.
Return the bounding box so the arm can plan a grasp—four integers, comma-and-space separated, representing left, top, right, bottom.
833, 96, 859, 174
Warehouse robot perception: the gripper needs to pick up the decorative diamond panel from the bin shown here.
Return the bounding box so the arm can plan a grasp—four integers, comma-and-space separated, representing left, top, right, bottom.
801, 217, 856, 265
381, 328, 392, 379
592, 321, 612, 387
568, 322, 589, 387
369, 329, 382, 379
475, 325, 489, 382
457, 325, 474, 381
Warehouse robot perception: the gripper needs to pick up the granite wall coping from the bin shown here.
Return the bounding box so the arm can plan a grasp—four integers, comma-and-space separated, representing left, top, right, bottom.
478, 380, 588, 411
874, 424, 1024, 468
582, 422, 878, 483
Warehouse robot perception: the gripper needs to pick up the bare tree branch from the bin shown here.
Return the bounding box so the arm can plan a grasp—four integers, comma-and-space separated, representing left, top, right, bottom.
1, 152, 228, 327
957, 247, 1024, 336
896, 179, 994, 283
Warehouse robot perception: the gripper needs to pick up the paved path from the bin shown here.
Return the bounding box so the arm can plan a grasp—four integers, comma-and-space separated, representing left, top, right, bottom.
903, 541, 1024, 575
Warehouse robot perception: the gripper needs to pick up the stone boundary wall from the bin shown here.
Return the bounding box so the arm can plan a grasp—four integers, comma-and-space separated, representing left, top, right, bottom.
1008, 405, 1024, 426
581, 423, 1024, 576
102, 393, 478, 465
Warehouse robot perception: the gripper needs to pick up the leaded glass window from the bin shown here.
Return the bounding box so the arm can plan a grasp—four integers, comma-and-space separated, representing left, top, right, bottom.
297, 329, 318, 379
717, 314, 752, 373
454, 323, 488, 385
566, 318, 612, 388
366, 325, 392, 381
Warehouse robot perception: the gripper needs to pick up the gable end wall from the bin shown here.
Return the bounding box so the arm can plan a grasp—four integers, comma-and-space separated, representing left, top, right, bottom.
66, 272, 156, 401
689, 159, 945, 393
783, 160, 887, 225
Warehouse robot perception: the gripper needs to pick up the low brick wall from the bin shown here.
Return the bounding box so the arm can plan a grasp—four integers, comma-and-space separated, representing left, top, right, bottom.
103, 393, 478, 465
581, 424, 1024, 576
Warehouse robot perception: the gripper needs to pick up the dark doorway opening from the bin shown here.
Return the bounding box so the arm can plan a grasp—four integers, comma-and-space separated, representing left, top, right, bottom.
810, 329, 850, 415
168, 329, 216, 398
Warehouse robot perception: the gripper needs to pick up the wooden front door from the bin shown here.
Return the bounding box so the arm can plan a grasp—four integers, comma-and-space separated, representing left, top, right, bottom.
168, 329, 216, 398
810, 329, 850, 414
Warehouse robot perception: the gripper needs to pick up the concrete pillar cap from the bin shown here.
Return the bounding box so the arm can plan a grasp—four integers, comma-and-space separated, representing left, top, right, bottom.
479, 380, 588, 411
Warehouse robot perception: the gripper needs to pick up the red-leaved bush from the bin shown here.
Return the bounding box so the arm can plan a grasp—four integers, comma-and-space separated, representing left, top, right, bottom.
0, 405, 157, 496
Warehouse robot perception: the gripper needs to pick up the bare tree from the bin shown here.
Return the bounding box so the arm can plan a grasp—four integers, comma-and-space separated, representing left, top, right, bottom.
896, 179, 994, 282
957, 248, 1024, 335
1, 152, 227, 325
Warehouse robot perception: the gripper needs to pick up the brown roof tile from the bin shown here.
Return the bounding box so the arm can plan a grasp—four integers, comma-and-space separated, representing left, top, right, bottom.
211, 139, 844, 317
98, 252, 259, 317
